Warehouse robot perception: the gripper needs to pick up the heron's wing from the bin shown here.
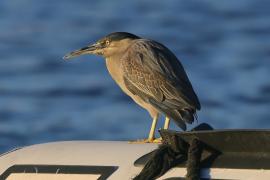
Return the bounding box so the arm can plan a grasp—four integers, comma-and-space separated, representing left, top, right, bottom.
121, 39, 200, 129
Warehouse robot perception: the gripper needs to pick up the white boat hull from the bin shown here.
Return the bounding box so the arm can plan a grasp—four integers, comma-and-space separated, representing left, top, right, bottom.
0, 141, 269, 180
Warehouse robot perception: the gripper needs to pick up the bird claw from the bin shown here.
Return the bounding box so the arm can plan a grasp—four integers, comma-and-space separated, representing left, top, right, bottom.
152, 137, 162, 143
128, 138, 162, 144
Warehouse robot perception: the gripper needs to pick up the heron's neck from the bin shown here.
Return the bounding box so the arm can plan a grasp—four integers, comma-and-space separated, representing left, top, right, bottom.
105, 55, 123, 83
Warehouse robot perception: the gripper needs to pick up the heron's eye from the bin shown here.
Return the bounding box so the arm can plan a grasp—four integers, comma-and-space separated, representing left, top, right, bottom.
105, 40, 110, 46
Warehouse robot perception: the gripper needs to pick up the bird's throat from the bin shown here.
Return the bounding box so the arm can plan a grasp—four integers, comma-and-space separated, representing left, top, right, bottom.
105, 56, 124, 85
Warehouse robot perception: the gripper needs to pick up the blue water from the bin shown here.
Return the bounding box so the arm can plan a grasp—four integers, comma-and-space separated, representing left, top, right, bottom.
0, 0, 270, 152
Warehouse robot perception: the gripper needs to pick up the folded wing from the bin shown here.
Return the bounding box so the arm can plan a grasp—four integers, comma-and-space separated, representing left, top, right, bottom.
121, 39, 201, 130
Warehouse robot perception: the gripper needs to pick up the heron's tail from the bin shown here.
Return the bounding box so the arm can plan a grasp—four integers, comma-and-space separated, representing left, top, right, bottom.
149, 98, 197, 131
179, 108, 195, 124
149, 98, 187, 130
167, 108, 196, 130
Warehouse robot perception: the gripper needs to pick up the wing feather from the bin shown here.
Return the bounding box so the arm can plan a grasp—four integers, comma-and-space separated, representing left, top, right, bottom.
121, 39, 201, 129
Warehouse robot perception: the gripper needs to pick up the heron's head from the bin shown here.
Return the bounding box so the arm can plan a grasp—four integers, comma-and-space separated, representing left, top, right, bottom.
63, 32, 140, 60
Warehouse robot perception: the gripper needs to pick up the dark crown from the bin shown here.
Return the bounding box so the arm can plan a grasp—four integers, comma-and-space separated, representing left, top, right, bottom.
105, 32, 140, 41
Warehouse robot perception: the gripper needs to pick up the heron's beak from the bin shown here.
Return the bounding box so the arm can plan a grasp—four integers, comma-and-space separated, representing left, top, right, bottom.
63, 43, 102, 60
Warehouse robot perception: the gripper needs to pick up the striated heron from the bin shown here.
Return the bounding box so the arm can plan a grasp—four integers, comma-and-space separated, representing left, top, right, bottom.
64, 32, 201, 143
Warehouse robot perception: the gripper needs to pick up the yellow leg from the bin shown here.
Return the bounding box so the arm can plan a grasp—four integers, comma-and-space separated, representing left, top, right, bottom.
149, 117, 170, 143
148, 115, 159, 141
128, 115, 161, 144
164, 116, 170, 130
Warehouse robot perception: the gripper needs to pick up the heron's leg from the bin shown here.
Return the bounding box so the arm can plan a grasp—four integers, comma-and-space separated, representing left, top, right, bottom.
164, 116, 170, 130
152, 117, 170, 143
148, 115, 158, 141
128, 114, 160, 144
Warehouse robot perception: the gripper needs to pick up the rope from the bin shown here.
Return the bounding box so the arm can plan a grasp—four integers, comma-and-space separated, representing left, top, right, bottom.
134, 123, 214, 180
186, 138, 202, 180
133, 143, 187, 180
133, 138, 202, 180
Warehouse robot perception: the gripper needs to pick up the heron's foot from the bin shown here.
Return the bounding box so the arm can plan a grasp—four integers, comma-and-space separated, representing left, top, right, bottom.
128, 138, 162, 144
153, 137, 162, 143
